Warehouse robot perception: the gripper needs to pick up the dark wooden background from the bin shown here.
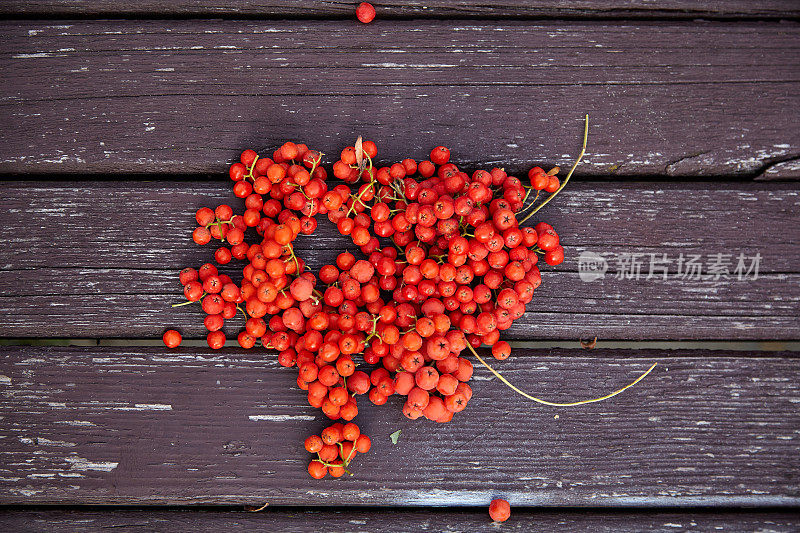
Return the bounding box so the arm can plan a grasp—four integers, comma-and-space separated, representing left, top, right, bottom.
1, 1, 799, 531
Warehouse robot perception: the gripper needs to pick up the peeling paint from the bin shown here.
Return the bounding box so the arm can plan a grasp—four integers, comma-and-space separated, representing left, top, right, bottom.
65, 457, 119, 472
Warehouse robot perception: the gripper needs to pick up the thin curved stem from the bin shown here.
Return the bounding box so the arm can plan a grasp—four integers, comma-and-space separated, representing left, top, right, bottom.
465, 342, 656, 407
249, 502, 270, 513
520, 114, 589, 225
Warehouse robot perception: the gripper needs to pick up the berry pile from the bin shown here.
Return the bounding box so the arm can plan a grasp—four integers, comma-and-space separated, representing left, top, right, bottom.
173, 138, 565, 418
165, 117, 656, 479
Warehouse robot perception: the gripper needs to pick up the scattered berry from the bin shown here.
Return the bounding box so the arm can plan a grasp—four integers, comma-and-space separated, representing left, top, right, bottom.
356, 2, 376, 23
162, 329, 182, 348
489, 498, 511, 522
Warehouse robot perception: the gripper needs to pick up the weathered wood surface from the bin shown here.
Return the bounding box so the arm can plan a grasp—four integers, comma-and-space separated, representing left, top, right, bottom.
0, 181, 797, 340
1, 346, 798, 505
2, 508, 799, 533
759, 159, 800, 180
3, 0, 800, 19
2, 21, 798, 177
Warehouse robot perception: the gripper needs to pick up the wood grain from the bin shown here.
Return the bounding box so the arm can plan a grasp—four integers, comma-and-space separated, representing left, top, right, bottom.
2, 1, 799, 19
2, 508, 799, 533
758, 158, 800, 180
1, 21, 798, 176
1, 346, 798, 505
0, 181, 797, 340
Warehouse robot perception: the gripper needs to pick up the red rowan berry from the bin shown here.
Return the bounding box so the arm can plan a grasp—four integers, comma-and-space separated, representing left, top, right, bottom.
355, 434, 371, 453
328, 460, 346, 478
430, 146, 450, 165
318, 444, 338, 462
342, 423, 360, 442
356, 2, 376, 23
545, 245, 565, 265
162, 330, 182, 348
492, 341, 511, 360
305, 435, 323, 453
321, 426, 342, 445
308, 460, 327, 479
207, 330, 225, 350
489, 499, 511, 522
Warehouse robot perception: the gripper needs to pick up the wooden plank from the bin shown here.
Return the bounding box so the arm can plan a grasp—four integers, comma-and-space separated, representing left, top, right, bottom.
2, 508, 800, 532
2, 1, 799, 19
0, 181, 798, 340
0, 346, 798, 505
1, 21, 798, 177
758, 158, 800, 180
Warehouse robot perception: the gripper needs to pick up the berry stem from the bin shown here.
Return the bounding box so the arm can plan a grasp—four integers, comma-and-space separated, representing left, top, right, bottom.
245, 155, 259, 181
347, 178, 376, 216
249, 502, 269, 513
464, 342, 656, 407
171, 299, 201, 308
519, 114, 589, 225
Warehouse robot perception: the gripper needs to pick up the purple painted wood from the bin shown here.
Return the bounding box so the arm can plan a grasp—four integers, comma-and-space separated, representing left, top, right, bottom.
0, 181, 797, 340
1, 21, 798, 176
1, 508, 799, 532
2, 0, 799, 18
0, 8, 798, 521
1, 346, 798, 505
758, 159, 800, 180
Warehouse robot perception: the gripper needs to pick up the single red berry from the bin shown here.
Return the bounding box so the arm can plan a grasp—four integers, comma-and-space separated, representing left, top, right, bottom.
356, 2, 376, 23
229, 163, 246, 182
489, 499, 511, 522
342, 423, 360, 442
183, 281, 203, 302
193, 226, 211, 245
355, 434, 371, 453
544, 245, 565, 266
545, 175, 560, 193
179, 267, 198, 285
308, 460, 327, 479
162, 330, 182, 348
304, 435, 323, 453
492, 341, 511, 360
430, 146, 450, 165
196, 207, 215, 226
207, 330, 226, 350
240, 149, 258, 167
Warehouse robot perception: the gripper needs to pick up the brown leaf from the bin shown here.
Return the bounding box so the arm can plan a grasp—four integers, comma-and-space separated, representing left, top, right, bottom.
580, 336, 597, 350
355, 135, 364, 167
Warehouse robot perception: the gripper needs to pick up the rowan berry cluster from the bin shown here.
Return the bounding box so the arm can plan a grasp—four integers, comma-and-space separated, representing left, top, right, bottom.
166, 137, 569, 476
305, 422, 371, 479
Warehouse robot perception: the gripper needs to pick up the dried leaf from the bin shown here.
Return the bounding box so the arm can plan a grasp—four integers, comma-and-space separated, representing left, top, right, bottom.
390, 430, 401, 444
355, 135, 364, 167
580, 337, 598, 350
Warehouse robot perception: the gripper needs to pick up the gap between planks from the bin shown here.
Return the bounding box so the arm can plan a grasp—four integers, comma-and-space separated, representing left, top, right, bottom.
2, 338, 800, 352
0, 507, 799, 533
1, 0, 799, 21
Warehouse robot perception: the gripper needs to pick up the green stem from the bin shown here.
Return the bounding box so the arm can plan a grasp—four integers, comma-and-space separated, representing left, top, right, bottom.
171, 300, 199, 307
